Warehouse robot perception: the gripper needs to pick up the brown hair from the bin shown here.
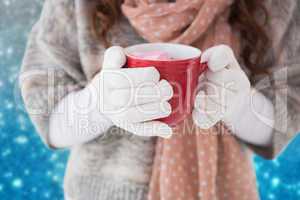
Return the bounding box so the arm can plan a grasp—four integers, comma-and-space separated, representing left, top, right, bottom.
92, 0, 122, 47
229, 0, 271, 75
92, 0, 271, 76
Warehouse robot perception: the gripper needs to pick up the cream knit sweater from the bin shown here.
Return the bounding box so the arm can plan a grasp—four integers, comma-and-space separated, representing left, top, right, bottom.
19, 0, 300, 199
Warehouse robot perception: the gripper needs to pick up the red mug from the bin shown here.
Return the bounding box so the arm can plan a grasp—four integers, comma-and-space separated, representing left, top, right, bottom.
125, 43, 207, 126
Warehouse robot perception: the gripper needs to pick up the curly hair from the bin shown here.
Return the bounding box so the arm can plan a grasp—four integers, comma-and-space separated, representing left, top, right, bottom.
229, 0, 271, 75
92, 0, 271, 76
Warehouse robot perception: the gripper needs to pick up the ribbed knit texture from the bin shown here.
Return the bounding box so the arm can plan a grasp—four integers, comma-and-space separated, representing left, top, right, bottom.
20, 0, 300, 199
65, 175, 148, 200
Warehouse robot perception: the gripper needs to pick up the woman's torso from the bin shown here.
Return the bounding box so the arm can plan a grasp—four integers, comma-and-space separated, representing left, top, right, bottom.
61, 6, 157, 199
36, 0, 300, 199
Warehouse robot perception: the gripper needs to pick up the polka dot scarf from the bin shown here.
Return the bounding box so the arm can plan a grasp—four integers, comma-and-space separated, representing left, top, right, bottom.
122, 1, 259, 200
121, 0, 240, 52
148, 119, 259, 200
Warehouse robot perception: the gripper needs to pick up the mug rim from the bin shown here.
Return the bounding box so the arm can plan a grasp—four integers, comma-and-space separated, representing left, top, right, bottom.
124, 43, 201, 62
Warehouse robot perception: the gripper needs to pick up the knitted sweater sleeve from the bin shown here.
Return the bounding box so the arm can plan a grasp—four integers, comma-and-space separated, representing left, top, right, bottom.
19, 0, 110, 148
247, 0, 300, 159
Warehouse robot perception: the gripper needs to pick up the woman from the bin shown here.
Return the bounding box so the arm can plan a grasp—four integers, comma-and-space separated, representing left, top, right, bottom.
19, 0, 300, 200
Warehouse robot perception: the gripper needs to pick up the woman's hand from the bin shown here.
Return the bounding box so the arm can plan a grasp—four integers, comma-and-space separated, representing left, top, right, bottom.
192, 45, 251, 129
87, 46, 174, 138
192, 45, 274, 146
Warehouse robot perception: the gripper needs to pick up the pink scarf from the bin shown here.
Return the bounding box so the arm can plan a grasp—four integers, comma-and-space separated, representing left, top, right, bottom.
122, 1, 259, 200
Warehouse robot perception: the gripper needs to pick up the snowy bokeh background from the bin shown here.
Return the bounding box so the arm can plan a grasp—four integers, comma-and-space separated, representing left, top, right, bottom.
0, 0, 300, 199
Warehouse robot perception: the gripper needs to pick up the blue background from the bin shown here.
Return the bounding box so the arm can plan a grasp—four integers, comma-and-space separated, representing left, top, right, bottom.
0, 0, 299, 199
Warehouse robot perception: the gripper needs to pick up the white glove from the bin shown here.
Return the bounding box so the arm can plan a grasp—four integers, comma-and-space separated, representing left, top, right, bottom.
192, 45, 274, 146
87, 46, 174, 138
192, 45, 251, 128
